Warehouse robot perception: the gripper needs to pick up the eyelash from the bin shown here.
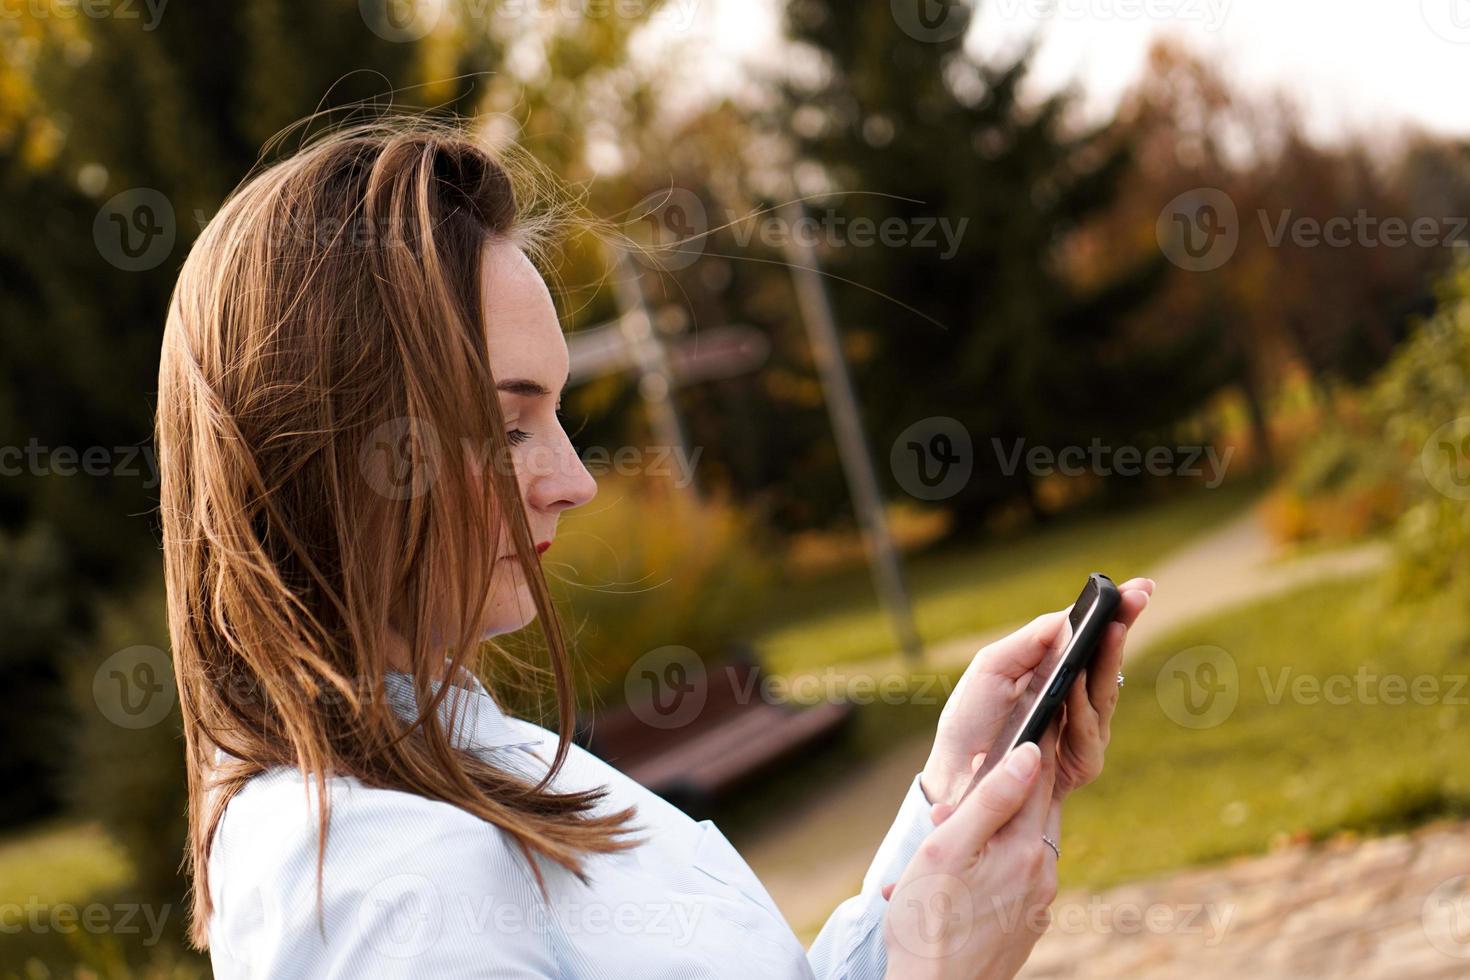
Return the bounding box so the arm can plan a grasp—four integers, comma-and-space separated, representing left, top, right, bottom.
506, 406, 565, 447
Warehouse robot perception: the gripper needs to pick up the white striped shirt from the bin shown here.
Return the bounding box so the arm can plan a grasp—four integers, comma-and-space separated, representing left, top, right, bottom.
206, 670, 936, 978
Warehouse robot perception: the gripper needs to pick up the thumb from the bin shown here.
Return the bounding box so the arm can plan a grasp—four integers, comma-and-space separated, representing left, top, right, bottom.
881, 882, 895, 901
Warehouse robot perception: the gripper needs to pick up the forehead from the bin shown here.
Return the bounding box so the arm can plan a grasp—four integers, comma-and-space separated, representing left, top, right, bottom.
480, 237, 567, 383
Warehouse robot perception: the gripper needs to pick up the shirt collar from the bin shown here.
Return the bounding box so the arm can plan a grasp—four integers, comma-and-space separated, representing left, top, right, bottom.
382, 669, 543, 752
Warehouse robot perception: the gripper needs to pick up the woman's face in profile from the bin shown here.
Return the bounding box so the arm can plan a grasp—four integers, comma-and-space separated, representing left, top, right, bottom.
479, 237, 597, 635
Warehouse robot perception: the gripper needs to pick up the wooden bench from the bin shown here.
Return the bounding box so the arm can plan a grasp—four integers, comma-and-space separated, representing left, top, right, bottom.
575, 649, 854, 813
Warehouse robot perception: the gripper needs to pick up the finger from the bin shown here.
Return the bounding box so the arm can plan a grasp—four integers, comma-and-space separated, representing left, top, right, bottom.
1113, 588, 1150, 630
931, 802, 955, 826
976, 610, 1069, 680
948, 742, 1043, 847
1002, 730, 1059, 842
1088, 621, 1127, 718
882, 883, 895, 901
1116, 576, 1155, 597
1065, 664, 1097, 733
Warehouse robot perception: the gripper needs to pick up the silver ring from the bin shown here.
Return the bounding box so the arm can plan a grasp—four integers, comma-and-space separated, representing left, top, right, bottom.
1116, 671, 1125, 689
1041, 834, 1061, 860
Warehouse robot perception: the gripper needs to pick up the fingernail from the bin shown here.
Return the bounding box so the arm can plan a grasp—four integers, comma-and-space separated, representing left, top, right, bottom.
1006, 742, 1040, 779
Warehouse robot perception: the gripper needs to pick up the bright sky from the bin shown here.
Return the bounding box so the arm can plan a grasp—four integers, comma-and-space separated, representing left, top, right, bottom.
641, 0, 1470, 143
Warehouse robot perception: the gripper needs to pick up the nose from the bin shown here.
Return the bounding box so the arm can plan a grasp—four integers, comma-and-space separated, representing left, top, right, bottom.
524, 438, 597, 517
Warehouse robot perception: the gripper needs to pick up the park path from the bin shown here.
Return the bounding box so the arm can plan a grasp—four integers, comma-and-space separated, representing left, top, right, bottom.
1020, 820, 1470, 978
739, 505, 1390, 940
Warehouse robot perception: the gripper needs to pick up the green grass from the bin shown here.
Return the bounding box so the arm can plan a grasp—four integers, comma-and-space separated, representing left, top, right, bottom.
755, 483, 1261, 674
0, 820, 132, 907
723, 566, 1470, 938
1059, 571, 1470, 890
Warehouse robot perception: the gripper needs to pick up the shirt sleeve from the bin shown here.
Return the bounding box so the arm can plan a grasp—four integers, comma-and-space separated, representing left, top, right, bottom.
803, 772, 936, 980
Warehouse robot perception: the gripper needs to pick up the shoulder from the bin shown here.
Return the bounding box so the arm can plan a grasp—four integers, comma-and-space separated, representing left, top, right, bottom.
214, 765, 537, 892
208, 768, 555, 977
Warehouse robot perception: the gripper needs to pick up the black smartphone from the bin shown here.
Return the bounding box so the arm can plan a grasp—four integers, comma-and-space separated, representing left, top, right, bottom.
961, 573, 1122, 798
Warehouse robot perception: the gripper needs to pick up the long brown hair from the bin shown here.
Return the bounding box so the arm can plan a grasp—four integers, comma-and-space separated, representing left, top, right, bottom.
156, 117, 637, 949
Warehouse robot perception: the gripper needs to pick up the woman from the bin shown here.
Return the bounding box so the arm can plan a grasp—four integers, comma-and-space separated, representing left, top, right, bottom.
156, 119, 1153, 979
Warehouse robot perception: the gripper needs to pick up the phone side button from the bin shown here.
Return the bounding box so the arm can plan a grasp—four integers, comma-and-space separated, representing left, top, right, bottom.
1047, 670, 1072, 699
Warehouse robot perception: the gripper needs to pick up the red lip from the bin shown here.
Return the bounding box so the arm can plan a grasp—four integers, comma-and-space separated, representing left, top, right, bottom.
536, 541, 551, 555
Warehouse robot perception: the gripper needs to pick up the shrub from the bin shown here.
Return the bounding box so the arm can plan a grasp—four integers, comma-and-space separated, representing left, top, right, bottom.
1368, 259, 1470, 597
502, 477, 776, 715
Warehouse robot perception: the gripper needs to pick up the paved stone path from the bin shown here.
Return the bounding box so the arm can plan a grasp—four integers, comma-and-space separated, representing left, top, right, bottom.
1021, 821, 1470, 979
743, 507, 1391, 939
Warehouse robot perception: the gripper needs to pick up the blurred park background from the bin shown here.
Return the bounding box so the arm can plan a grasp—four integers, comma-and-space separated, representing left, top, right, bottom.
3, 0, 1470, 976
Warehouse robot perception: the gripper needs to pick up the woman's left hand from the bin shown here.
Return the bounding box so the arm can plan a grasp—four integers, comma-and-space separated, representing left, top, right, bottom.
919, 577, 1154, 808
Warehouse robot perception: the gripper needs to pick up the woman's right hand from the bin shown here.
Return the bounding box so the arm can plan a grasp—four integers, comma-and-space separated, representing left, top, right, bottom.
881, 733, 1059, 980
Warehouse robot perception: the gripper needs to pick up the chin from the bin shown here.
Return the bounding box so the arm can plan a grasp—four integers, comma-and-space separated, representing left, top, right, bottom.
483, 585, 539, 636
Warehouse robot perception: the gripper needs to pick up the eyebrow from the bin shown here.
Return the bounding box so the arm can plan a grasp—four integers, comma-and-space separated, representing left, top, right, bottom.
495, 378, 561, 398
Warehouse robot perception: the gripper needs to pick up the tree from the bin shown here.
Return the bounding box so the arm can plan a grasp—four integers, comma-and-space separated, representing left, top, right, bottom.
769, 0, 1220, 528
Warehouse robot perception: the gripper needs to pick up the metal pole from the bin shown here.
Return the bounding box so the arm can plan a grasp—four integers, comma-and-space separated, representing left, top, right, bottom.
778, 203, 924, 664
608, 248, 700, 497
